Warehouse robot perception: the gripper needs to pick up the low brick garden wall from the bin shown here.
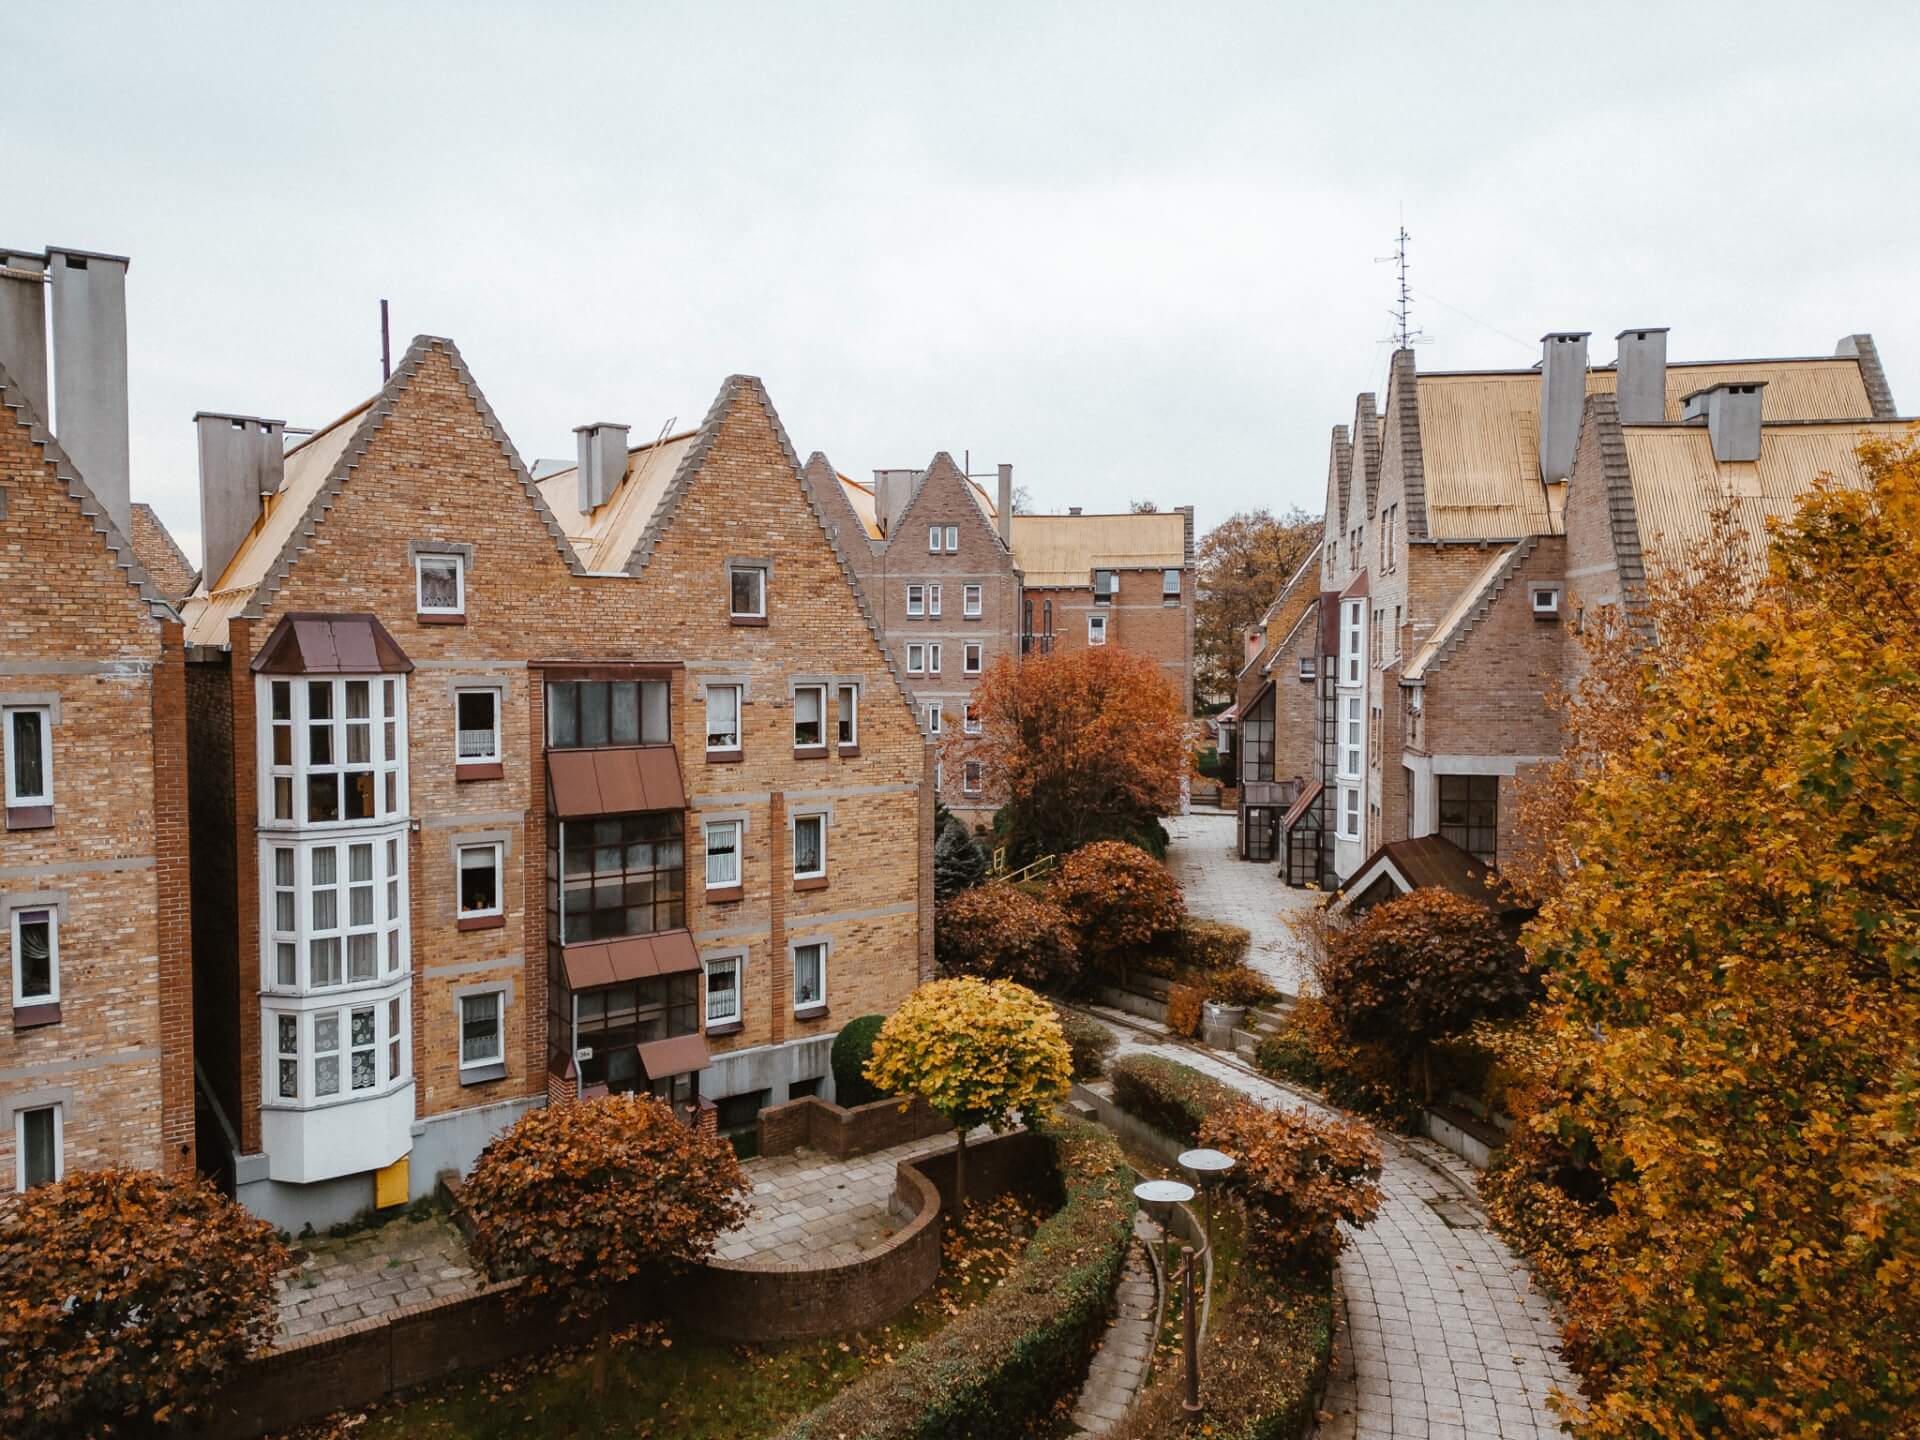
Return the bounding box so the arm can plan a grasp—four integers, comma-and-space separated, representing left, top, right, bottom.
757, 1091, 950, 1159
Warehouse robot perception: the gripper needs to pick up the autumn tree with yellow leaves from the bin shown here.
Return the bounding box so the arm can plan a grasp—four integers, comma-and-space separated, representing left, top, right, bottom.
866, 977, 1073, 1210
1500, 437, 1920, 1439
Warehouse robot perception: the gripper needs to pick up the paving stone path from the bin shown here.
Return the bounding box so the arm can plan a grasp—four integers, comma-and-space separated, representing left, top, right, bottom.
276, 1213, 481, 1340
1162, 812, 1318, 996
1069, 1215, 1161, 1434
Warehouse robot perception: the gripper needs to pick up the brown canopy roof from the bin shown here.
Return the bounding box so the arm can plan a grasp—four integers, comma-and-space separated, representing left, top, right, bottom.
1333, 835, 1524, 916
637, 1033, 710, 1080
251, 612, 413, 675
560, 929, 701, 990
547, 746, 686, 817
1282, 779, 1323, 831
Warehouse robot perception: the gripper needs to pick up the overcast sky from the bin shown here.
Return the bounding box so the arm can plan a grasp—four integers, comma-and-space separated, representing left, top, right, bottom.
12, 2, 1918, 566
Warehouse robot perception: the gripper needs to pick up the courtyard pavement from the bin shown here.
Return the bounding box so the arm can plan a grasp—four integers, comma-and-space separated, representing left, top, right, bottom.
1163, 811, 1318, 996
276, 1212, 482, 1340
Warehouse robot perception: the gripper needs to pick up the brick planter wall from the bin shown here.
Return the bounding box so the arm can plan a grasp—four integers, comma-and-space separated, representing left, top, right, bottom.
757, 1092, 951, 1159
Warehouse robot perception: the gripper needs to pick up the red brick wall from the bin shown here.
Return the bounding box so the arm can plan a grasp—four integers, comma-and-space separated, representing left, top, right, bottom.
756, 1092, 948, 1159
152, 621, 195, 1173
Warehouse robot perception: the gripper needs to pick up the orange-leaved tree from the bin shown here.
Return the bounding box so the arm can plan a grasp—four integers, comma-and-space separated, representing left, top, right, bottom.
0, 1168, 288, 1439
1198, 1100, 1382, 1278
865, 977, 1072, 1210
1194, 506, 1320, 703
947, 647, 1189, 865
936, 880, 1080, 989
1515, 436, 1920, 1439
461, 1093, 750, 1394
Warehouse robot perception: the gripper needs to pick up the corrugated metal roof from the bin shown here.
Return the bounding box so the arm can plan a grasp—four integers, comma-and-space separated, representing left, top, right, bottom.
836, 473, 884, 539
1621, 419, 1911, 579
1415, 356, 1877, 543
535, 430, 700, 573
1402, 544, 1518, 682
1008, 511, 1186, 587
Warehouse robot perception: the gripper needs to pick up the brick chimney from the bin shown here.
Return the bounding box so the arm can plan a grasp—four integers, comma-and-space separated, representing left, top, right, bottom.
574, 422, 629, 512
195, 413, 286, 589
1538, 331, 1590, 483
1682, 382, 1766, 462
1615, 327, 1669, 423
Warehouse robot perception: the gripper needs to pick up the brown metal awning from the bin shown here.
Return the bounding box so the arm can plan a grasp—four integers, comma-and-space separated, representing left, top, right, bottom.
547, 746, 686, 817
1282, 779, 1324, 832
560, 929, 702, 990
637, 1033, 710, 1079
251, 612, 413, 675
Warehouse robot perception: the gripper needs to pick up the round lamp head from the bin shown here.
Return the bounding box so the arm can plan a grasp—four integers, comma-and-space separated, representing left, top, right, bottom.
1177, 1147, 1236, 1181
1133, 1178, 1196, 1218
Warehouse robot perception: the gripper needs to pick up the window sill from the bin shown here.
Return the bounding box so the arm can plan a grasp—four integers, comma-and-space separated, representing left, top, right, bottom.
457, 913, 506, 932
11, 1002, 60, 1030
729, 615, 768, 628
455, 762, 504, 782
793, 875, 828, 893
792, 745, 827, 761
416, 612, 467, 626
837, 744, 861, 758
793, 1004, 829, 1022
4, 805, 53, 831
459, 1061, 508, 1086
705, 885, 744, 904
706, 749, 744, 765
703, 1021, 743, 1038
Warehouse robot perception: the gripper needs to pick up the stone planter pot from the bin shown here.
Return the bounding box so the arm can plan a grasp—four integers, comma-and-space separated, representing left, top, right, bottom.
1201, 1001, 1246, 1049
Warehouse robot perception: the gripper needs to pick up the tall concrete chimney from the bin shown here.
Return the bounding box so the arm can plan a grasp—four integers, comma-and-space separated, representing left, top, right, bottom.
872, 469, 922, 537
573, 422, 629, 513
1538, 332, 1589, 483
996, 463, 1012, 545
0, 249, 50, 425
1682, 382, 1766, 462
195, 412, 286, 590
47, 248, 132, 537
1615, 327, 1669, 424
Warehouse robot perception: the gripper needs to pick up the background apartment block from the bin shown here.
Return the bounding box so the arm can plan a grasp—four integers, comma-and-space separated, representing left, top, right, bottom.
182, 337, 929, 1228
0, 246, 195, 1193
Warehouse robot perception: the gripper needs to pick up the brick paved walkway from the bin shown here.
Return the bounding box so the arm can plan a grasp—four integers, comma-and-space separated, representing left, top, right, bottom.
277, 1213, 482, 1340
1162, 813, 1318, 996
1069, 1216, 1160, 1434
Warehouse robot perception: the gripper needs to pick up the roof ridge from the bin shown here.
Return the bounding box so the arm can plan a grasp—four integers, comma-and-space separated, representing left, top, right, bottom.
800, 450, 880, 562
1390, 349, 1430, 540
0, 355, 177, 623
1413, 539, 1534, 681
880, 451, 1015, 563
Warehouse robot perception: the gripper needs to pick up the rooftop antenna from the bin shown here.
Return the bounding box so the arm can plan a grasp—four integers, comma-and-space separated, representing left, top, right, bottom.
1375, 223, 1429, 351
380, 299, 391, 381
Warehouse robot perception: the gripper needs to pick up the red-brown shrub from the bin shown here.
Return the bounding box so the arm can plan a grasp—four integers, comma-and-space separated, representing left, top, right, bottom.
1050, 841, 1185, 956
1198, 1100, 1382, 1278
936, 882, 1080, 988
1164, 982, 1205, 1038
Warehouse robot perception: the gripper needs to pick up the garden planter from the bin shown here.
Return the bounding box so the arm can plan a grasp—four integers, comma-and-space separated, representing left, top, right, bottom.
1201, 1000, 1246, 1048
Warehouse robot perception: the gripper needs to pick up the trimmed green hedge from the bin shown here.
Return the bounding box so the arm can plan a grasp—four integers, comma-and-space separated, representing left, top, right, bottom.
1109, 1053, 1241, 1145
831, 1015, 887, 1108
1056, 1007, 1117, 1080
780, 1117, 1136, 1440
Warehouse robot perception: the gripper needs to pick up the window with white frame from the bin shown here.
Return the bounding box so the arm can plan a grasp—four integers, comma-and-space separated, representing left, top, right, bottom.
455, 688, 500, 765
924, 702, 942, 734
927, 525, 941, 553
1093, 569, 1115, 605
457, 843, 502, 920
705, 819, 741, 889
836, 685, 859, 747
1088, 614, 1108, 645
927, 642, 942, 674
705, 953, 742, 1025
793, 812, 826, 880
964, 642, 982, 675
263, 677, 406, 825
416, 552, 464, 616
963, 584, 982, 617
793, 941, 826, 1010
460, 991, 504, 1071
272, 1000, 403, 1103
1340, 785, 1361, 840
927, 584, 942, 618
265, 835, 407, 992
1163, 568, 1181, 599
906, 584, 925, 618
944, 525, 959, 552
964, 702, 982, 735
14, 1104, 60, 1190
906, 644, 926, 675
9, 909, 57, 1008
705, 684, 743, 752
793, 685, 826, 749
3, 706, 52, 810
274, 1012, 300, 1099
729, 564, 767, 620
963, 760, 983, 794
1340, 696, 1363, 779
1341, 600, 1364, 685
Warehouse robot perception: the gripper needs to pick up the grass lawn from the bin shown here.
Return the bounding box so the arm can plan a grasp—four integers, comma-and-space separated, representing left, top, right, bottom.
285, 1195, 1042, 1440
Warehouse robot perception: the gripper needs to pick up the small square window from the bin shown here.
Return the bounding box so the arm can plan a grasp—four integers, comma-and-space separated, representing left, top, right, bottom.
1162, 568, 1181, 598
460, 991, 504, 1069
10, 908, 57, 1008
794, 686, 826, 750
706, 685, 743, 752
706, 954, 742, 1026
944, 526, 959, 552
416, 553, 464, 616
963, 760, 983, 794
1298, 654, 1316, 682
455, 688, 501, 765
906, 584, 925, 618
924, 703, 942, 735
963, 584, 982, 617
964, 642, 982, 675
15, 1104, 61, 1190
793, 813, 826, 880
794, 941, 826, 1011
3, 706, 53, 810
1088, 614, 1108, 646
457, 843, 502, 919
729, 565, 767, 620
705, 819, 742, 890
836, 685, 859, 748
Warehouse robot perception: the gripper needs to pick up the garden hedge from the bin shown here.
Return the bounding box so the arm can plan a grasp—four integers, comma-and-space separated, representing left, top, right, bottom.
831, 1015, 887, 1108
1108, 1052, 1241, 1144
779, 1116, 1135, 1440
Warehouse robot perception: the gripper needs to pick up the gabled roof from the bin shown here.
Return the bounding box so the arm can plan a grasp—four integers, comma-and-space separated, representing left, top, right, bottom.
535, 428, 700, 573
1007, 510, 1187, 587
1332, 835, 1522, 916
129, 503, 198, 601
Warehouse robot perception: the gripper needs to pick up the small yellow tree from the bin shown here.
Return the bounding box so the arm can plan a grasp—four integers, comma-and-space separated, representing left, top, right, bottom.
865, 978, 1073, 1209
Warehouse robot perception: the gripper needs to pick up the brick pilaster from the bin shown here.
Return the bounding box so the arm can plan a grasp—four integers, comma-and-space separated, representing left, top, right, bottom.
525, 672, 549, 1096
229, 617, 263, 1156
153, 620, 197, 1174
769, 790, 786, 1045
918, 743, 935, 982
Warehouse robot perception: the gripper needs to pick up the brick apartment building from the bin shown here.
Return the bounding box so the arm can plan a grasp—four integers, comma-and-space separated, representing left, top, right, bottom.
1233, 329, 1905, 892
0, 245, 196, 1192
181, 336, 930, 1227
805, 456, 1195, 827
